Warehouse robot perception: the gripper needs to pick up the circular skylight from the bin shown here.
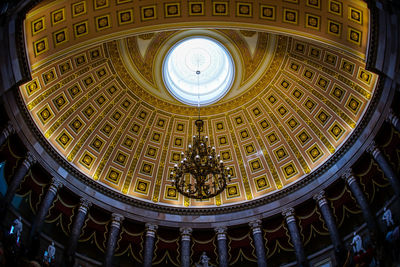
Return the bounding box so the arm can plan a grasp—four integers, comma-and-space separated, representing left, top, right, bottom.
163, 37, 234, 106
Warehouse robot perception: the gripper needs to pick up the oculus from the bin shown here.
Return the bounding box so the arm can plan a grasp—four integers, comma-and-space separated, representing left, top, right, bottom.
162, 37, 234, 106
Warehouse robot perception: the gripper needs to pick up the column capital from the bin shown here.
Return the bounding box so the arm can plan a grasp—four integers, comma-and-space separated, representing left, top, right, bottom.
180, 227, 192, 241
313, 190, 328, 207
24, 151, 37, 168
282, 208, 296, 224
386, 109, 399, 126
366, 141, 381, 158
78, 198, 92, 214
215, 226, 227, 240
180, 227, 192, 236
249, 220, 262, 235
111, 213, 124, 229
342, 168, 357, 186
145, 223, 158, 237
49, 177, 63, 194
2, 121, 15, 138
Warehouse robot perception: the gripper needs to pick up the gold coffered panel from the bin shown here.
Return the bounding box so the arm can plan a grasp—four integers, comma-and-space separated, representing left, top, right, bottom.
20, 0, 377, 208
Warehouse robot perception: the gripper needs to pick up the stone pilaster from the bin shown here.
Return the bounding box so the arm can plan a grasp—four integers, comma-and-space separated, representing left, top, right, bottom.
143, 223, 158, 267
249, 220, 267, 267
104, 213, 124, 267
64, 198, 92, 263
367, 141, 400, 197
0, 121, 14, 147
2, 152, 36, 208
29, 177, 63, 240
386, 109, 400, 133
215, 226, 228, 267
282, 208, 309, 267
342, 169, 379, 238
313, 191, 345, 265
180, 227, 192, 267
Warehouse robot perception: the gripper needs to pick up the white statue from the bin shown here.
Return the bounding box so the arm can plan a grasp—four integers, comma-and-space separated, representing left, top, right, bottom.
48, 241, 56, 259
10, 216, 22, 237
44, 241, 56, 262
382, 207, 394, 227
351, 232, 365, 254
196, 252, 211, 267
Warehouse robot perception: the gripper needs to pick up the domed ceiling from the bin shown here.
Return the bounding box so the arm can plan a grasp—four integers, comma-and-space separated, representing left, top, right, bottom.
20, 0, 377, 208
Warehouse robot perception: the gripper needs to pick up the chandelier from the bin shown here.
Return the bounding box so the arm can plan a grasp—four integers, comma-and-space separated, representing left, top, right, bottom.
170, 71, 231, 200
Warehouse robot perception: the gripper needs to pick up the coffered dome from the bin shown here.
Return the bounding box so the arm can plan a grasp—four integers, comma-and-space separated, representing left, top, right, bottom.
18, 0, 377, 212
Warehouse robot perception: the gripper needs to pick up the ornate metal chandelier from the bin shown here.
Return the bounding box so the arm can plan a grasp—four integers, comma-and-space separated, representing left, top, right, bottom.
171, 70, 231, 200
171, 119, 231, 199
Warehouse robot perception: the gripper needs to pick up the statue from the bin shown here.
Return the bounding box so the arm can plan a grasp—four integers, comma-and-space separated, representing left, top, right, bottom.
196, 252, 211, 267
351, 232, 365, 254
382, 207, 394, 227
9, 216, 23, 242
43, 241, 56, 263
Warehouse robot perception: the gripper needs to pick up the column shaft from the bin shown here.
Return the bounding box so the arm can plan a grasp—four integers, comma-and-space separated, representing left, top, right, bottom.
0, 121, 14, 148
249, 220, 267, 267
143, 223, 158, 267
3, 153, 35, 206
387, 109, 400, 133
64, 198, 91, 263
215, 227, 228, 267
369, 142, 400, 197
343, 170, 379, 237
104, 213, 124, 267
180, 227, 192, 267
314, 191, 345, 265
283, 209, 308, 267
29, 178, 63, 240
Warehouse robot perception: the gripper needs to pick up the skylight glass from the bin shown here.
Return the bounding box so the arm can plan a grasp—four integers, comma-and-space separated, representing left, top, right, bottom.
163, 37, 234, 106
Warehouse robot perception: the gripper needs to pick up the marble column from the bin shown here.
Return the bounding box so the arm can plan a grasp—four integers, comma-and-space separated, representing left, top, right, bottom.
180, 227, 192, 267
215, 226, 228, 267
64, 198, 92, 263
2, 152, 36, 207
104, 213, 124, 267
249, 220, 267, 267
313, 191, 345, 265
282, 208, 309, 267
29, 178, 63, 240
367, 141, 400, 197
143, 223, 158, 267
342, 169, 379, 237
0, 121, 14, 147
387, 109, 400, 133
